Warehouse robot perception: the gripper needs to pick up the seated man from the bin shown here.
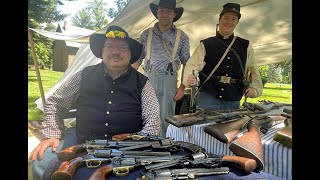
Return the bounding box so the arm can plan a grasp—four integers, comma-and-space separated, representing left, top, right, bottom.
29, 25, 161, 180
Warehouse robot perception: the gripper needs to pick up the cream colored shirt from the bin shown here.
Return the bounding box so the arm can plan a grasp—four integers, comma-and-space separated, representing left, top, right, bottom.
183, 42, 263, 98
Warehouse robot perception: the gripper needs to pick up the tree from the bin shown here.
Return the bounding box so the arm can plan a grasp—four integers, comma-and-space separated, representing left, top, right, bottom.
28, 0, 68, 68
274, 60, 292, 84
107, 0, 129, 18
72, 8, 95, 29
71, 0, 109, 30
258, 65, 269, 87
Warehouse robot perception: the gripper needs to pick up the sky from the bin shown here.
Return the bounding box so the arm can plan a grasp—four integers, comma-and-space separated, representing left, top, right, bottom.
57, 0, 116, 25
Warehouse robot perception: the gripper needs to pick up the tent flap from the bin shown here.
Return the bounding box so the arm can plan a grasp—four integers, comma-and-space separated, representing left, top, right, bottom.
34, 0, 291, 111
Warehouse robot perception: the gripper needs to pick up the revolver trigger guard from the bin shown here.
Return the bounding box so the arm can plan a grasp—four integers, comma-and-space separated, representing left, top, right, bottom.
86, 161, 101, 168
113, 166, 133, 177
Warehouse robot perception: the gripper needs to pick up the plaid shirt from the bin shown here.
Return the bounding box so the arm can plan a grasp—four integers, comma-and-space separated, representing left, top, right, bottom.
137, 23, 190, 72
40, 68, 161, 139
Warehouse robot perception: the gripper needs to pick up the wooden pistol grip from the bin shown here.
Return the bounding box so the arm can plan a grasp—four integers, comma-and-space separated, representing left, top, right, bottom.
88, 165, 113, 180
51, 156, 83, 180
222, 155, 257, 173
57, 144, 86, 162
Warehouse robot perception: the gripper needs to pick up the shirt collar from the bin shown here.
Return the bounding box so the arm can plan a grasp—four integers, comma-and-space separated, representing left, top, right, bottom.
217, 31, 235, 40
102, 62, 129, 80
154, 22, 176, 35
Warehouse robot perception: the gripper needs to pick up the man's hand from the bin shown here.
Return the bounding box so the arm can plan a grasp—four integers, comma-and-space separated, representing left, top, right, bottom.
174, 84, 185, 101
187, 74, 197, 86
244, 87, 256, 98
29, 138, 60, 161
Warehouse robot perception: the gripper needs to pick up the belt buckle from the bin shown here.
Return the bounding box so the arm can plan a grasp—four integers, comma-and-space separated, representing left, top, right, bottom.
220, 76, 231, 84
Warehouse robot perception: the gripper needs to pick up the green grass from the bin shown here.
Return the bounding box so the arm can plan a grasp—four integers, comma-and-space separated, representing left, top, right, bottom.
240, 83, 292, 105
28, 69, 64, 120
28, 69, 292, 120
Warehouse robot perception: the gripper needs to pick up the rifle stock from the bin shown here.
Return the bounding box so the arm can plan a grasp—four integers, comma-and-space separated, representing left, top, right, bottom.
51, 156, 83, 180
273, 117, 292, 148
203, 116, 252, 143
229, 121, 264, 171
221, 155, 257, 173
88, 165, 113, 180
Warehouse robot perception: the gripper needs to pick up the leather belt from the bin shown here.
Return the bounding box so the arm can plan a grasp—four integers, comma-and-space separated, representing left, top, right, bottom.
212, 75, 238, 84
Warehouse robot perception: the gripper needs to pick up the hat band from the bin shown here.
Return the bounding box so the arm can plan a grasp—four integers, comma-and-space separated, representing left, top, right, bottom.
106, 30, 126, 38
158, 2, 175, 9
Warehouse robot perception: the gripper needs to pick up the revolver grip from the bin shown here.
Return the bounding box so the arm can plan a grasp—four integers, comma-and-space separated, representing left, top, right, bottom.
51, 157, 83, 180
88, 165, 113, 180
57, 144, 86, 162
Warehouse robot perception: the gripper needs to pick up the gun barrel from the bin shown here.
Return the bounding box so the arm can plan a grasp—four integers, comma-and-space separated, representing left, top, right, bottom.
112, 155, 185, 167
145, 167, 229, 180
189, 69, 196, 113
93, 149, 171, 158
145, 152, 207, 170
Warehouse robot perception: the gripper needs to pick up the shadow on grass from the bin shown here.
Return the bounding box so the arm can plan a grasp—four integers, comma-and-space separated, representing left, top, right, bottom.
264, 86, 292, 91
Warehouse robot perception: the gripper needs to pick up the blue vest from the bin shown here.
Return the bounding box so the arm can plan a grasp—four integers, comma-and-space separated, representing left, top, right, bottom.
75, 62, 147, 143
200, 34, 249, 101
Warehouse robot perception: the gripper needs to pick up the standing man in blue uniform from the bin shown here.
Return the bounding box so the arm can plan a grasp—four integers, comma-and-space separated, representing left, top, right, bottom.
183, 3, 263, 110
30, 25, 161, 179
132, 0, 190, 137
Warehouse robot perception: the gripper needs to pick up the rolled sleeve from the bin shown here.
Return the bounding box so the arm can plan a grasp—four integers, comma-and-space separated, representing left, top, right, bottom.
183, 42, 206, 87
246, 43, 263, 97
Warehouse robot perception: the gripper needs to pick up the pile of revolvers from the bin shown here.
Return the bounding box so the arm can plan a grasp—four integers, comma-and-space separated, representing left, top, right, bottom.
51, 132, 258, 180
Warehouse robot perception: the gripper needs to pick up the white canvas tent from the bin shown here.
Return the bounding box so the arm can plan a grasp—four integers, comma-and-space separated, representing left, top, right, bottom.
32, 0, 292, 111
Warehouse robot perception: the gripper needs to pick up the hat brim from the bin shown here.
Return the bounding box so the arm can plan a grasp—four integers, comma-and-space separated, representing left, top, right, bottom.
150, 3, 184, 22
220, 10, 241, 19
89, 34, 143, 64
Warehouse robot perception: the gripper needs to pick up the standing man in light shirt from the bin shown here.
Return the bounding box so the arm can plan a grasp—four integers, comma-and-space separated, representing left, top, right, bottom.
183, 2, 263, 110
132, 0, 190, 137
30, 25, 161, 180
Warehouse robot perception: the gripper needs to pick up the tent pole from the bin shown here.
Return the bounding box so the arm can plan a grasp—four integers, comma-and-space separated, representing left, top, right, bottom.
28, 28, 46, 107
